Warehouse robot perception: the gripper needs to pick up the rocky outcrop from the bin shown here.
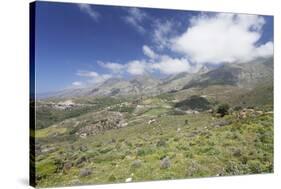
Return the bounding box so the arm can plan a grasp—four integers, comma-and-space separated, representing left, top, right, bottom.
76, 112, 127, 137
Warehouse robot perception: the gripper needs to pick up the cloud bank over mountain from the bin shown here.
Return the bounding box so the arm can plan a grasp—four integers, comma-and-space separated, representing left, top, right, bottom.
73, 8, 273, 87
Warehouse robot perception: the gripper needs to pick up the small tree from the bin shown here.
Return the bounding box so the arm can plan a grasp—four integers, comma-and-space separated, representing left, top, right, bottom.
217, 103, 230, 117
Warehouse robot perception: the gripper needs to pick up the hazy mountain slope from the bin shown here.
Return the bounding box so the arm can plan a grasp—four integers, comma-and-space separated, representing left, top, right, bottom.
46, 75, 162, 98
232, 80, 273, 107
38, 57, 273, 99
90, 75, 161, 96
158, 72, 194, 93
183, 57, 273, 90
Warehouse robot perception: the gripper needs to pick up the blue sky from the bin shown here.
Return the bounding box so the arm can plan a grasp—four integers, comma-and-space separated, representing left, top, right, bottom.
34, 1, 273, 93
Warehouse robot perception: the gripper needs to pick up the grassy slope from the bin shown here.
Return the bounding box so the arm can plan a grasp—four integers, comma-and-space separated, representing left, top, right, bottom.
233, 83, 273, 108
36, 110, 273, 187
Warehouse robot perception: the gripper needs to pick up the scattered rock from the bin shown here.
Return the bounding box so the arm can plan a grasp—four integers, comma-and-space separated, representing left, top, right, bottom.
79, 133, 87, 138
214, 113, 222, 118
185, 110, 199, 114
79, 145, 88, 152
70, 179, 81, 185
237, 108, 267, 119
76, 156, 87, 166
99, 147, 113, 154
35, 145, 41, 154
238, 111, 247, 119
79, 168, 92, 177
246, 108, 255, 113
41, 146, 56, 153
211, 120, 232, 127
131, 159, 142, 168
187, 131, 199, 138
156, 139, 166, 147
177, 128, 181, 132
233, 149, 242, 157
148, 119, 156, 125
193, 110, 199, 114
256, 111, 264, 115
186, 160, 200, 177
160, 157, 171, 169
63, 162, 72, 171
207, 109, 213, 113
121, 122, 128, 127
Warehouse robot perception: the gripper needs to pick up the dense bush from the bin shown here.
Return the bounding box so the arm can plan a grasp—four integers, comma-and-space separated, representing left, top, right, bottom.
174, 95, 211, 111
216, 103, 230, 117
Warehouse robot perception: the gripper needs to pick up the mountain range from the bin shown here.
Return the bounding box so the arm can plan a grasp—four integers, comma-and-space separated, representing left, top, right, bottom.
38, 57, 273, 100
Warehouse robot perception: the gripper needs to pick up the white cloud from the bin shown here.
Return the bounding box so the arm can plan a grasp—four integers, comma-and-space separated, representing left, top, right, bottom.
77, 70, 112, 84
142, 45, 157, 59
253, 41, 273, 58
98, 61, 125, 74
124, 8, 147, 33
98, 60, 149, 76
151, 56, 191, 75
81, 13, 273, 79
142, 45, 192, 75
77, 70, 99, 77
97, 45, 193, 76
172, 13, 273, 64
72, 81, 83, 86
89, 74, 112, 84
152, 20, 174, 49
127, 60, 148, 75
78, 4, 99, 21
98, 60, 148, 76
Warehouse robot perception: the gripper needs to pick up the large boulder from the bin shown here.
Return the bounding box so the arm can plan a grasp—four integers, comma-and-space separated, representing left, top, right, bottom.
211, 120, 232, 127
79, 168, 92, 177
131, 159, 142, 168
160, 157, 171, 169
63, 162, 72, 171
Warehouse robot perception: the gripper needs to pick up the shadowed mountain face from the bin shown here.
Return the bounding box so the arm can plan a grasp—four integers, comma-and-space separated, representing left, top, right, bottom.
39, 57, 273, 99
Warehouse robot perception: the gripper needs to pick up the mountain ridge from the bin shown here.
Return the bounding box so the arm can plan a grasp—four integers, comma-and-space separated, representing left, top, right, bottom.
38, 57, 273, 99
